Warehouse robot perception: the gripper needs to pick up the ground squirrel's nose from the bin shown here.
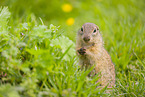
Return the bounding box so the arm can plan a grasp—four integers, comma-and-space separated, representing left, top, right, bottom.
83, 36, 90, 42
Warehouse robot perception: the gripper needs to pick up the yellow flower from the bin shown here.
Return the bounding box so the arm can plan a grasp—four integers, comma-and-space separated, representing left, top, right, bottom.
66, 18, 75, 26
62, 4, 72, 12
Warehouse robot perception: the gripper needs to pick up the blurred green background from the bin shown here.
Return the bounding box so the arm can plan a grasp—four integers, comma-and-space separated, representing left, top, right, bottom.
0, 0, 145, 96
1, 0, 144, 41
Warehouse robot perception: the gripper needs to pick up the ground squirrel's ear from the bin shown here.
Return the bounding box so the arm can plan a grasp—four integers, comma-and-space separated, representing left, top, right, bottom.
97, 27, 99, 30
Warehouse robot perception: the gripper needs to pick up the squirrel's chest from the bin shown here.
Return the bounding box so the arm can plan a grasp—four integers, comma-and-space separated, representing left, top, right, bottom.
80, 56, 95, 67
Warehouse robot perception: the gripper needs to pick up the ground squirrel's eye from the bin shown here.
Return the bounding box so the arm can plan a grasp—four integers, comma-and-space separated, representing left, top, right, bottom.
93, 29, 96, 33
81, 27, 83, 32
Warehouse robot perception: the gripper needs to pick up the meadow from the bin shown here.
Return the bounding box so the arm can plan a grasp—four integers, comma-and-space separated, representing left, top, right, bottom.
0, 0, 145, 97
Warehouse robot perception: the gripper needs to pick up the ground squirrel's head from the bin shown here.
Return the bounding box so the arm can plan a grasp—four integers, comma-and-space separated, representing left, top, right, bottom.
78, 23, 102, 46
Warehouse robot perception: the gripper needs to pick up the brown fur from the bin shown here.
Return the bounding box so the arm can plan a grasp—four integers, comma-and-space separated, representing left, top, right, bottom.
76, 23, 115, 88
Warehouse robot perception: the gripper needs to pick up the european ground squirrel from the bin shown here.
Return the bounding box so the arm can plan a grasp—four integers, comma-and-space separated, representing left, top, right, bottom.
76, 23, 115, 88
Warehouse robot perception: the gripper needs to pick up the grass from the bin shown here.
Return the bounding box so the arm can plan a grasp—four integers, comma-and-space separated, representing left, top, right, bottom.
0, 0, 145, 97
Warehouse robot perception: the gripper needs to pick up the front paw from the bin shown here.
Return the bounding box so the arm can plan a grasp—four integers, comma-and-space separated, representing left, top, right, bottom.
77, 47, 86, 55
